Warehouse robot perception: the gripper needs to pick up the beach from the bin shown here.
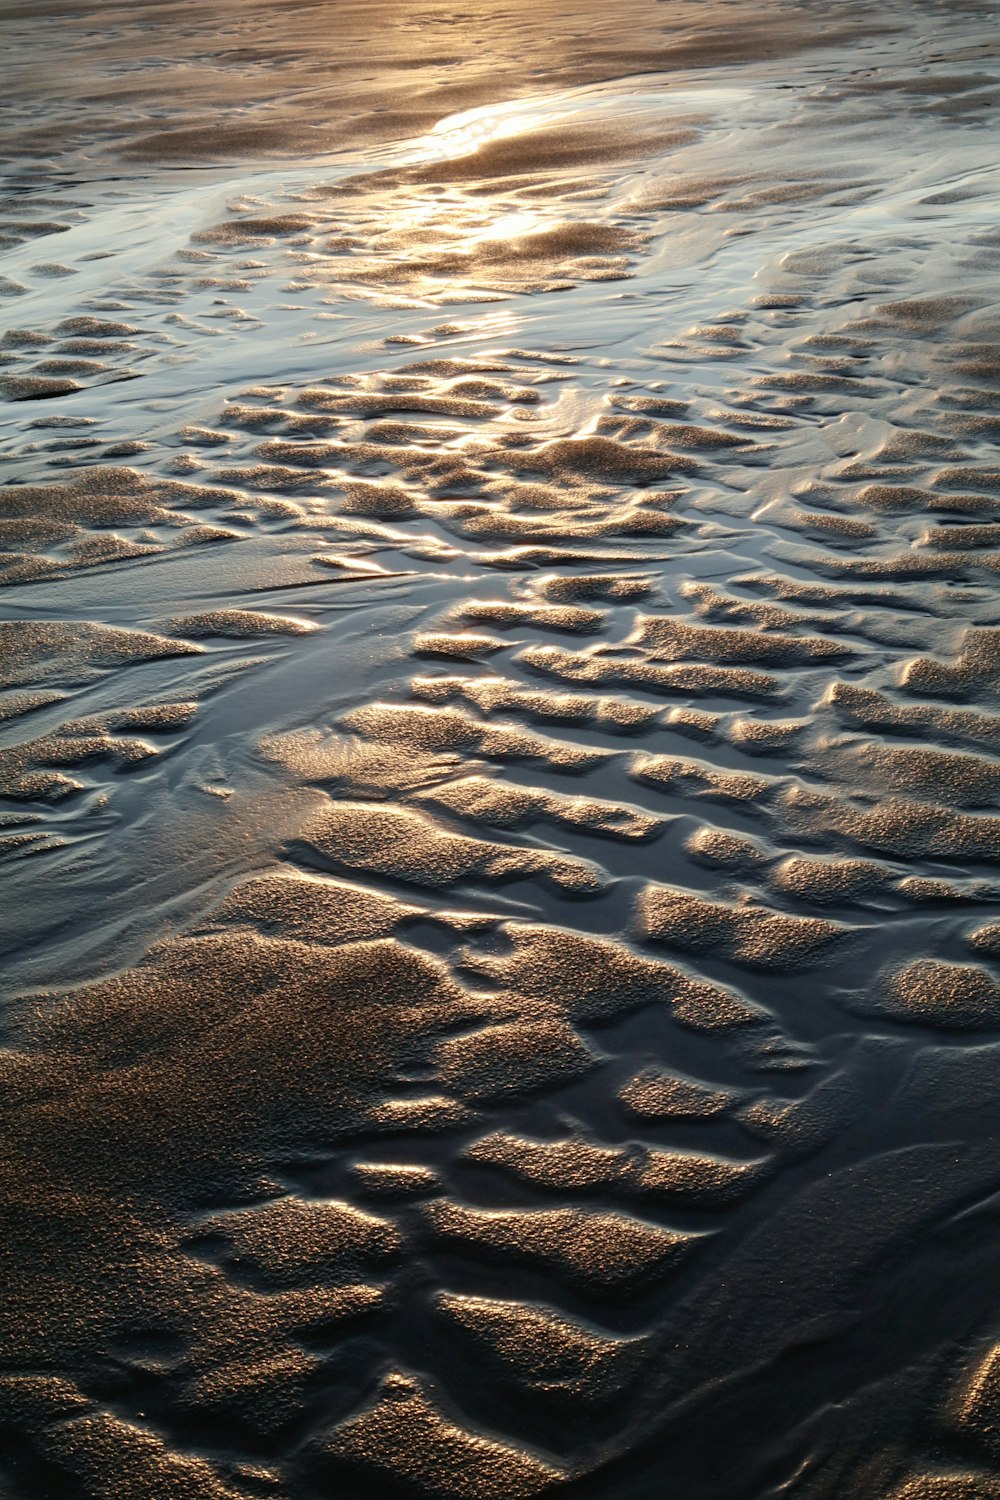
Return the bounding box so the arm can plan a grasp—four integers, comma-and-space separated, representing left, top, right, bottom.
2, 3, 1000, 1496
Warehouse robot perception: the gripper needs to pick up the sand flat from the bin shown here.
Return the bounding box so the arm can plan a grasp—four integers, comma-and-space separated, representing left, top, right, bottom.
2, 3, 1000, 1497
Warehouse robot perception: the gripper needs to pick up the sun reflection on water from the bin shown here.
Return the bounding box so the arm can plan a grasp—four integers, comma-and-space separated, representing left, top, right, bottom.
405, 96, 579, 167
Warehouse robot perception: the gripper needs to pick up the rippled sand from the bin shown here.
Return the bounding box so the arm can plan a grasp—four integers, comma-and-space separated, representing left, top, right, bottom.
3, 2, 1000, 1497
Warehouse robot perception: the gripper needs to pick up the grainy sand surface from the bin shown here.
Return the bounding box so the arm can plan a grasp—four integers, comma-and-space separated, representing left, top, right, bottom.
2, 3, 1000, 1497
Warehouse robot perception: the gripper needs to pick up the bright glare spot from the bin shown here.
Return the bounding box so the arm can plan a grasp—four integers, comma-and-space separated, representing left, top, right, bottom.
473, 210, 539, 243
406, 95, 579, 167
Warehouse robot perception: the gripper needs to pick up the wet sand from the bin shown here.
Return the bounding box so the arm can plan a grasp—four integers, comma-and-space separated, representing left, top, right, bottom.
2, 2, 1000, 1497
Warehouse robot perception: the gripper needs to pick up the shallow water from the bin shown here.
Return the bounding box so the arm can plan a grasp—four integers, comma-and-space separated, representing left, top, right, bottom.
2, 3, 1000, 1497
